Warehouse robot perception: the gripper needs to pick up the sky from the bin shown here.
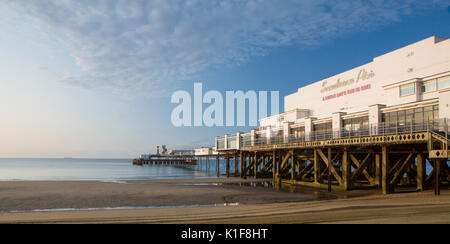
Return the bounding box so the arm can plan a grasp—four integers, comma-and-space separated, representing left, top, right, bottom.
0, 0, 449, 158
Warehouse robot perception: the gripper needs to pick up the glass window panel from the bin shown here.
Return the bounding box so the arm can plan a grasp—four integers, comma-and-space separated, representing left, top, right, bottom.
389, 112, 397, 125
400, 83, 415, 96
406, 112, 413, 123
434, 110, 439, 121
314, 123, 332, 132
362, 120, 369, 129
389, 112, 397, 120
421, 80, 436, 93
415, 111, 423, 123
424, 111, 433, 122
344, 124, 351, 131
438, 76, 450, 90
397, 110, 406, 122
406, 109, 414, 115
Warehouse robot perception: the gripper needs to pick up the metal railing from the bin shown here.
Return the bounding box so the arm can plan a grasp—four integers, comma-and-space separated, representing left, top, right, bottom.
217, 137, 225, 150
216, 119, 449, 150
242, 120, 443, 147
227, 135, 237, 149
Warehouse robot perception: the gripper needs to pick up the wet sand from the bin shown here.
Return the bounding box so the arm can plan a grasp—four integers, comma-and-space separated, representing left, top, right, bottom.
0, 178, 449, 224
0, 178, 318, 212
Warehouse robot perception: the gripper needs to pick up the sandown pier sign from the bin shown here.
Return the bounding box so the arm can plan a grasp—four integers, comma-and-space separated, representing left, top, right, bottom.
320, 69, 375, 94
321, 68, 375, 101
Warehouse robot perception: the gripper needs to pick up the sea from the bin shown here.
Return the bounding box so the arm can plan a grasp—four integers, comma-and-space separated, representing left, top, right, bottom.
0, 158, 229, 181
0, 158, 436, 182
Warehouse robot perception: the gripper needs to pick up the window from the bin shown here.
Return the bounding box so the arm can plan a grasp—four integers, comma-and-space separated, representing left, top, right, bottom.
313, 123, 332, 140
314, 123, 332, 133
291, 127, 305, 138
397, 110, 406, 125
343, 117, 369, 132
433, 105, 440, 122
389, 112, 397, 126
382, 105, 439, 129
400, 83, 415, 96
406, 109, 414, 123
424, 106, 433, 123
438, 76, 450, 90
421, 80, 436, 93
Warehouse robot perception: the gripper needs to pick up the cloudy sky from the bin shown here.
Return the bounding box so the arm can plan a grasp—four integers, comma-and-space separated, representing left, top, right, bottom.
0, 0, 449, 158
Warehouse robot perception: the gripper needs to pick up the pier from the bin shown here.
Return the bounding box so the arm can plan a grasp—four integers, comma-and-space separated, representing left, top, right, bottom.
216, 121, 450, 195
133, 122, 449, 196
133, 153, 242, 178
133, 156, 198, 166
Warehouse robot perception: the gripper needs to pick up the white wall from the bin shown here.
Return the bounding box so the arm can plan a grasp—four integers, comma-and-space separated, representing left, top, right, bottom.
439, 89, 450, 119
284, 36, 450, 120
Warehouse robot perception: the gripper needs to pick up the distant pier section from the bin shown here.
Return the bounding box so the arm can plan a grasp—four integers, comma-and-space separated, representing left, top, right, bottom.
133, 156, 197, 166
133, 145, 219, 166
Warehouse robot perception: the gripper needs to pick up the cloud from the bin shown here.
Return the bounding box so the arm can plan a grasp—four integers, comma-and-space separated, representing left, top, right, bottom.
2, 0, 447, 97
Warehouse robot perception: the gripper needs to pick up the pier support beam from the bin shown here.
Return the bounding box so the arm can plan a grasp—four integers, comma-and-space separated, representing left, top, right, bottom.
254, 152, 258, 179
291, 150, 295, 181
226, 156, 230, 178
216, 156, 220, 178
342, 149, 351, 190
435, 159, 441, 196
240, 151, 244, 178
327, 148, 332, 192
416, 153, 426, 191
375, 153, 381, 188
272, 150, 276, 183
235, 153, 239, 176
382, 145, 391, 194
314, 149, 320, 184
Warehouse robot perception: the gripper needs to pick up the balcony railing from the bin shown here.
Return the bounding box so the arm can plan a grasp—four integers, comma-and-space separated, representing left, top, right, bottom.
216, 119, 448, 150
227, 135, 237, 149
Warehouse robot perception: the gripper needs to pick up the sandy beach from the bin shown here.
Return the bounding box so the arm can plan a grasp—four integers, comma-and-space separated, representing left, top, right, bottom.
0, 178, 449, 224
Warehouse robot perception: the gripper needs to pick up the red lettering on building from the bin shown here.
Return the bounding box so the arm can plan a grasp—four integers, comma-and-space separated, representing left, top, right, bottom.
322, 84, 372, 101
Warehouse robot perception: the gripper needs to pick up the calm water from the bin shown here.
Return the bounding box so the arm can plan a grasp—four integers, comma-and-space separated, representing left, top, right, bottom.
0, 158, 223, 181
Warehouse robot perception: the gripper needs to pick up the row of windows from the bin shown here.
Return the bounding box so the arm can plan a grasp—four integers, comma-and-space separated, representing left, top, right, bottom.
293, 119, 370, 134
313, 123, 332, 133
400, 75, 450, 97
343, 117, 369, 132
288, 105, 439, 137
381, 105, 439, 126
289, 123, 334, 136
291, 127, 305, 138
400, 83, 415, 96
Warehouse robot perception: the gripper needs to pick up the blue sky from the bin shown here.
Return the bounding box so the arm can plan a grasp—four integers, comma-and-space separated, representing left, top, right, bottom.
0, 1, 449, 158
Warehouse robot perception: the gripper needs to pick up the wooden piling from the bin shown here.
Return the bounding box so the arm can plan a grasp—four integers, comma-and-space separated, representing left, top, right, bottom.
417, 153, 425, 191
435, 159, 441, 196
291, 150, 295, 181
342, 149, 351, 190
235, 153, 238, 176
327, 147, 332, 192
272, 151, 276, 183
375, 153, 381, 188
216, 156, 220, 178
226, 157, 230, 178
314, 149, 320, 184
240, 151, 244, 178
382, 145, 391, 194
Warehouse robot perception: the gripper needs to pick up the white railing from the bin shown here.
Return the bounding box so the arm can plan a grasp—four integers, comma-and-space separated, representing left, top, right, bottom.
216, 119, 448, 150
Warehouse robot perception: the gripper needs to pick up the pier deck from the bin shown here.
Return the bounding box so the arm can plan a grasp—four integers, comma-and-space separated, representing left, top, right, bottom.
133, 156, 198, 166
219, 128, 450, 195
